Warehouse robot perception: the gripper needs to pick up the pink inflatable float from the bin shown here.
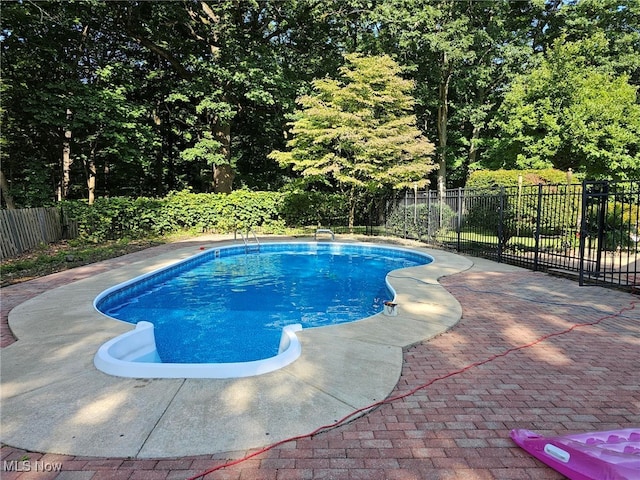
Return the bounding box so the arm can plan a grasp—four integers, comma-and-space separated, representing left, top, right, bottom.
511, 428, 640, 480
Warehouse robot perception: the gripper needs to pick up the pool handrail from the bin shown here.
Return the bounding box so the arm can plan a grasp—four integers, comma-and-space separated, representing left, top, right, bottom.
315, 229, 335, 241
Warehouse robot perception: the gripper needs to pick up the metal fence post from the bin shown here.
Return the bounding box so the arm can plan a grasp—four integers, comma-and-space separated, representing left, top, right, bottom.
498, 186, 504, 263
457, 187, 463, 252
578, 180, 588, 286
533, 184, 543, 272
366, 180, 637, 290
595, 181, 609, 277
403, 190, 408, 238
427, 190, 432, 241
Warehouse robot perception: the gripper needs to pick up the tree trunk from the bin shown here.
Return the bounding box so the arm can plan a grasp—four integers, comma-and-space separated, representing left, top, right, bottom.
212, 122, 234, 193
348, 185, 356, 232
467, 85, 486, 176
0, 169, 16, 209
60, 108, 73, 201
167, 123, 175, 192
468, 123, 482, 168
86, 141, 97, 205
213, 163, 234, 194
152, 106, 164, 196
437, 57, 452, 197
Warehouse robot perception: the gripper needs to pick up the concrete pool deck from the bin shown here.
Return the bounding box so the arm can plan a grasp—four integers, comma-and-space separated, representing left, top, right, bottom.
1, 235, 639, 479
1, 237, 471, 458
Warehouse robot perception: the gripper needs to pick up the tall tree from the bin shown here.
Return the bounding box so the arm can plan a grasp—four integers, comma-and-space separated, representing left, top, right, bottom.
1, 1, 159, 204
554, 0, 640, 84
270, 54, 435, 228
373, 0, 546, 190
123, 0, 325, 193
2, 2, 82, 205
3, 0, 638, 207
375, 0, 474, 193
488, 35, 640, 179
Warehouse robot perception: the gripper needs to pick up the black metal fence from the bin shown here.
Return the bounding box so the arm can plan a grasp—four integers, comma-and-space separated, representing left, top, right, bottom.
379, 181, 640, 290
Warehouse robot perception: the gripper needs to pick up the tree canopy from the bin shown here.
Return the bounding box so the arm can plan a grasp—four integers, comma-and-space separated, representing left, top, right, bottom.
269, 53, 435, 227
1, 0, 639, 208
487, 35, 640, 179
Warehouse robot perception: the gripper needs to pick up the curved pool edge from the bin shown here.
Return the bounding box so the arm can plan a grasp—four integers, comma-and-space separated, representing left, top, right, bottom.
94, 322, 303, 379
92, 241, 434, 379
1, 237, 476, 458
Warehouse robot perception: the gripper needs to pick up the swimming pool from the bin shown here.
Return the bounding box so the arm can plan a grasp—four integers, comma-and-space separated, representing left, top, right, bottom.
94, 242, 433, 378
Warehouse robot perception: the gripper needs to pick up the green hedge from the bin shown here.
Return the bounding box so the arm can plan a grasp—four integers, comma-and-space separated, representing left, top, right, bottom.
61, 190, 349, 243
62, 196, 166, 242
157, 190, 286, 234
464, 169, 582, 244
386, 202, 457, 240
466, 168, 578, 190
280, 192, 348, 226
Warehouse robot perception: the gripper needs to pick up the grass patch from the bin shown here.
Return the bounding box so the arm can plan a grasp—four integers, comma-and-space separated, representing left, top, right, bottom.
0, 237, 167, 286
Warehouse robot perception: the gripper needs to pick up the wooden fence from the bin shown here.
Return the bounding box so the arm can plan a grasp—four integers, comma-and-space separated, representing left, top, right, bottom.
0, 207, 78, 259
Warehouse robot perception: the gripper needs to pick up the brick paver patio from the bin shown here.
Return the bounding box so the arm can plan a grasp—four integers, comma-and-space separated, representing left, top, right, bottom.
2, 240, 639, 480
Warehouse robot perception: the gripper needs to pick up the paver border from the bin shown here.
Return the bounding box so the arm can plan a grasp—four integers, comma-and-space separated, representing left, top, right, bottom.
1, 237, 472, 458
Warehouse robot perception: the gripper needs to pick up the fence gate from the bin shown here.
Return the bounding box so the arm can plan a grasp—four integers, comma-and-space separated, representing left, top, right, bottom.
578, 181, 640, 287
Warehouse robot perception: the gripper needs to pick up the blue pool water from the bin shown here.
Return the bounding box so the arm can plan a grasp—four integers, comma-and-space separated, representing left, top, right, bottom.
96, 242, 432, 364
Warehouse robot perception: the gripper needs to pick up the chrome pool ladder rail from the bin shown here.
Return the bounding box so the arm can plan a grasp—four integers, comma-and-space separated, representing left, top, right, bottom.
240, 230, 261, 253
315, 228, 335, 241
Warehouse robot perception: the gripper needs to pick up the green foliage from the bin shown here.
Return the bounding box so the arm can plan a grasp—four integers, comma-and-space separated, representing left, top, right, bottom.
461, 198, 504, 251
280, 192, 348, 227
584, 200, 640, 250
62, 197, 165, 242
159, 190, 286, 234
1, 1, 344, 204
271, 53, 435, 191
270, 53, 435, 227
385, 202, 457, 240
488, 35, 640, 179
179, 134, 225, 166
463, 178, 583, 248
466, 168, 576, 190
373, 0, 544, 188
556, 0, 640, 83
0, 238, 165, 285
61, 190, 355, 242
3, 0, 639, 208
61, 189, 364, 243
